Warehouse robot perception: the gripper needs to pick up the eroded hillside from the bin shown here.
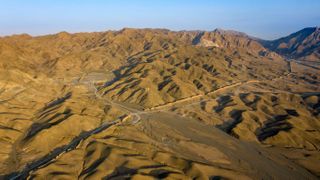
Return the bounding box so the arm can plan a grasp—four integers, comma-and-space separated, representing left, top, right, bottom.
0, 28, 319, 179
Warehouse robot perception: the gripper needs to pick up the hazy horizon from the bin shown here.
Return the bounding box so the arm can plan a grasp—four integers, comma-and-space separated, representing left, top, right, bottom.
1, 0, 319, 40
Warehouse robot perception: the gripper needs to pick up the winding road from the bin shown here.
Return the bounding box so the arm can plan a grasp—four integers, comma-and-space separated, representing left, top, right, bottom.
3, 72, 290, 179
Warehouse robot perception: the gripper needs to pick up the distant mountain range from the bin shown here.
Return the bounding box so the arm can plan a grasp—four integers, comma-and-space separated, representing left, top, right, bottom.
260, 27, 320, 62
1, 26, 319, 63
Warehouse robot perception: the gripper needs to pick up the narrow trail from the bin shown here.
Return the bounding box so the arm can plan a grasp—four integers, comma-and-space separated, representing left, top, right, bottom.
292, 60, 320, 70
3, 120, 120, 180
146, 80, 260, 111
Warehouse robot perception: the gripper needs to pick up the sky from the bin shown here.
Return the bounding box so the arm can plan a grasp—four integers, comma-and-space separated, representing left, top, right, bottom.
0, 0, 319, 39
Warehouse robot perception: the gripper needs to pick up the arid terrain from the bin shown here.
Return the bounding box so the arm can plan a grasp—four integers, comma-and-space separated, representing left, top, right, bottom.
0, 28, 319, 179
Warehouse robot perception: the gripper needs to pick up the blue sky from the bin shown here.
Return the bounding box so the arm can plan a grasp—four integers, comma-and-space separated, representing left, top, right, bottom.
0, 0, 319, 39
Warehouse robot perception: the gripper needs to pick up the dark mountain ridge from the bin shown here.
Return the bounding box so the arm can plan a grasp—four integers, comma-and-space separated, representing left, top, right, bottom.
260, 27, 320, 61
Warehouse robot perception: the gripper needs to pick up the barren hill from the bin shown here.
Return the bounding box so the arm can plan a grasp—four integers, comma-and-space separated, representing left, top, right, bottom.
0, 28, 319, 179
